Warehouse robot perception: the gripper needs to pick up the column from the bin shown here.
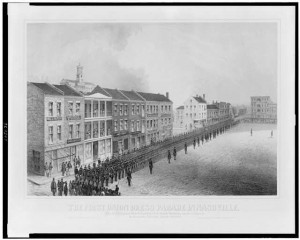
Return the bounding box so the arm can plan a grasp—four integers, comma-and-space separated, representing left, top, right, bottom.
91, 100, 93, 118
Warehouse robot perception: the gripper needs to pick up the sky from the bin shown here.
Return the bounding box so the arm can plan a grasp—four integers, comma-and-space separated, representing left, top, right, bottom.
27, 23, 277, 107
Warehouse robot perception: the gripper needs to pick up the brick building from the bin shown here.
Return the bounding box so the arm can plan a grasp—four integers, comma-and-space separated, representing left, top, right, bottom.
207, 104, 219, 125
27, 82, 65, 175
136, 92, 173, 144
53, 84, 85, 171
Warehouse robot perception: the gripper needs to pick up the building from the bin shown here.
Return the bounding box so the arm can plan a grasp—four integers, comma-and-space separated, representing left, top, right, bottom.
53, 84, 85, 170
61, 64, 95, 94
207, 104, 219, 125
183, 94, 207, 131
214, 101, 231, 121
83, 90, 113, 163
89, 86, 147, 155
120, 90, 146, 151
251, 96, 277, 123
137, 92, 173, 144
174, 106, 184, 128
28, 82, 66, 175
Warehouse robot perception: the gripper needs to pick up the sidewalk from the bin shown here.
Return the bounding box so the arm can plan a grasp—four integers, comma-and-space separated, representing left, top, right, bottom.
27, 172, 75, 185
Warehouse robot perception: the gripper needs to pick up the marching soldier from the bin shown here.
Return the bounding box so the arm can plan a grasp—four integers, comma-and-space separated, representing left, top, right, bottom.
184, 142, 187, 154
193, 138, 196, 149
197, 137, 200, 147
168, 150, 171, 164
173, 147, 177, 160
251, 128, 253, 136
49, 162, 53, 177
50, 178, 57, 196
127, 169, 132, 187
271, 130, 273, 138
149, 158, 153, 174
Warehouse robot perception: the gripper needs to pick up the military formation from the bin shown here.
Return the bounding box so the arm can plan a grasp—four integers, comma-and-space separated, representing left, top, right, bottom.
49, 120, 233, 196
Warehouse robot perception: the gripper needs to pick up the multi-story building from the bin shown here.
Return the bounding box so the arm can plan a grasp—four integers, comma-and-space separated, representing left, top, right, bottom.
183, 94, 207, 131
89, 86, 147, 155
214, 101, 231, 121
61, 64, 95, 94
174, 106, 184, 128
83, 90, 113, 163
53, 84, 85, 170
251, 96, 277, 123
136, 92, 173, 144
120, 90, 146, 151
207, 104, 219, 125
28, 82, 67, 175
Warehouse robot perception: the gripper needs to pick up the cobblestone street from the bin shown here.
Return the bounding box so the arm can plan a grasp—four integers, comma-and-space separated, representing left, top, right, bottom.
28, 124, 277, 196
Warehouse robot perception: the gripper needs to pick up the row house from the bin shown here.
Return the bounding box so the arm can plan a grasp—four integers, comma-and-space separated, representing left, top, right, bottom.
27, 82, 85, 175
137, 92, 173, 144
183, 94, 207, 131
89, 86, 147, 155
207, 104, 219, 125
214, 101, 231, 121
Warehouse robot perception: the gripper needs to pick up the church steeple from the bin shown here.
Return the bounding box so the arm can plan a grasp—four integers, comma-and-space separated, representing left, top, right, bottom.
76, 63, 83, 83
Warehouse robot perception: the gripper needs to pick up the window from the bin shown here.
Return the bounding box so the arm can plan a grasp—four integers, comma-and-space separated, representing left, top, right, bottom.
93, 121, 98, 138
48, 102, 53, 116
136, 105, 140, 115
57, 125, 61, 140
142, 105, 145, 115
114, 120, 118, 132
93, 101, 98, 117
147, 120, 149, 129
120, 120, 123, 131
85, 122, 91, 140
76, 124, 80, 138
137, 121, 140, 131
156, 106, 158, 113
69, 124, 73, 139
57, 102, 61, 117
100, 101, 105, 117
147, 105, 149, 113
49, 126, 53, 143
68, 102, 74, 116
75, 102, 80, 115
132, 104, 135, 115
161, 119, 163, 125
153, 120, 156, 128
169, 118, 171, 124
131, 121, 135, 132
124, 105, 128, 115
124, 120, 128, 130
114, 104, 118, 116
161, 106, 164, 112
120, 105, 123, 116
169, 105, 171, 112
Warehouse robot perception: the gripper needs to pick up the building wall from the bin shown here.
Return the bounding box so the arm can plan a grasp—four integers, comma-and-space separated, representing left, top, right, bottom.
251, 96, 277, 121
207, 108, 219, 125
158, 102, 173, 140
27, 84, 45, 175
111, 99, 146, 154
174, 108, 184, 128
183, 97, 207, 130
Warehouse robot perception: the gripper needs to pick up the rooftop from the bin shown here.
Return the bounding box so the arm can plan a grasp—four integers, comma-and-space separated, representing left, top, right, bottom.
120, 90, 144, 101
103, 88, 128, 100
207, 104, 219, 110
89, 85, 111, 97
193, 96, 207, 104
137, 92, 172, 102
177, 106, 184, 110
31, 82, 63, 96
53, 84, 82, 97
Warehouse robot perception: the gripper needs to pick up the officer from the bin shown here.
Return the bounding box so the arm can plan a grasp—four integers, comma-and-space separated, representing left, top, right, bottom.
271, 130, 273, 138
167, 150, 171, 164
184, 142, 187, 154
50, 178, 57, 196
127, 170, 132, 187
251, 128, 253, 136
197, 137, 200, 147
193, 138, 196, 149
149, 158, 153, 174
173, 147, 177, 160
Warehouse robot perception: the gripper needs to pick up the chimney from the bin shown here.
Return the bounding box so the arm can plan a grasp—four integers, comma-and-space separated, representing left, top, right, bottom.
203, 94, 205, 100
166, 92, 169, 99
